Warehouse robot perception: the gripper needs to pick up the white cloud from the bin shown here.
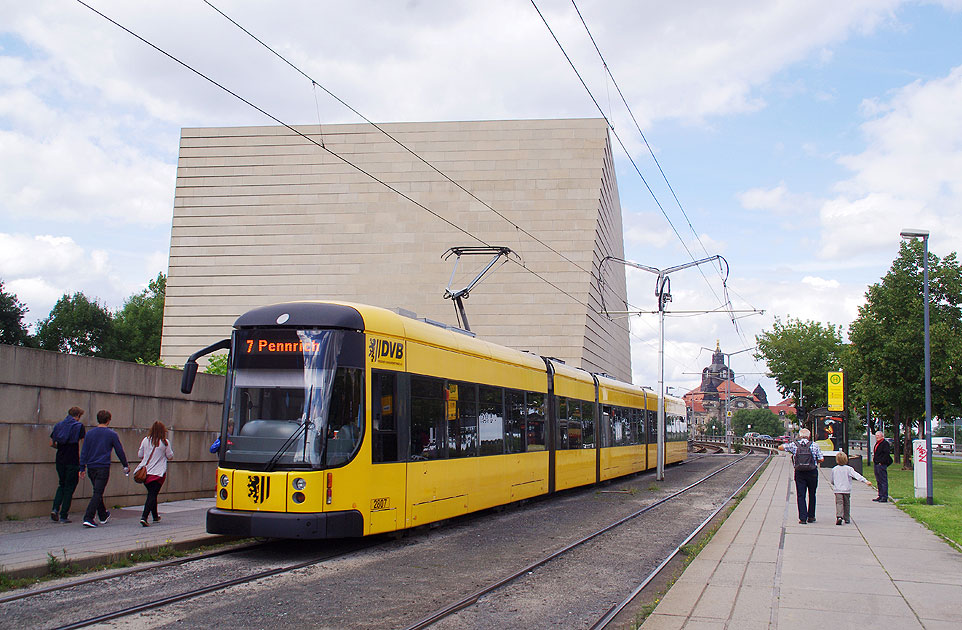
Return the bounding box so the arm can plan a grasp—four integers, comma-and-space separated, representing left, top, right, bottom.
738, 182, 823, 220
801, 276, 841, 290
0, 233, 129, 321
819, 65, 962, 258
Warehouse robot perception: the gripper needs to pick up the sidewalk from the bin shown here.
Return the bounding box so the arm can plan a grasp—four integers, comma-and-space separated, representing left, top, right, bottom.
642, 453, 962, 629
0, 498, 231, 579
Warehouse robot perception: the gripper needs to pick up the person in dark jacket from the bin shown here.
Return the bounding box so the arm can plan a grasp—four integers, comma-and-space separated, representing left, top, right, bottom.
79, 410, 129, 528
872, 431, 893, 502
50, 406, 86, 523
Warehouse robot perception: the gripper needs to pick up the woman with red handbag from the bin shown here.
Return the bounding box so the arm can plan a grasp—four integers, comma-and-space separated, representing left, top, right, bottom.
135, 421, 174, 527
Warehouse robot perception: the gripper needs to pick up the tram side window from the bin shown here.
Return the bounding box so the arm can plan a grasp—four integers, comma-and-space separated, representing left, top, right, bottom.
603, 406, 614, 447
647, 410, 657, 445
581, 402, 595, 448
558, 398, 569, 450
505, 390, 525, 454
566, 399, 583, 449
479, 386, 505, 456
372, 371, 398, 463
325, 369, 365, 467
449, 382, 478, 458
630, 409, 642, 446
411, 376, 445, 460
526, 392, 546, 451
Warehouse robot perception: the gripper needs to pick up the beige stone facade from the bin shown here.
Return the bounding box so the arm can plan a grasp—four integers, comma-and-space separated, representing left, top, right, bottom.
162, 118, 631, 381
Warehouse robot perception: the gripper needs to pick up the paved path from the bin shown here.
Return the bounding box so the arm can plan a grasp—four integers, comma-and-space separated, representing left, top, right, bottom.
0, 498, 227, 578
642, 453, 962, 629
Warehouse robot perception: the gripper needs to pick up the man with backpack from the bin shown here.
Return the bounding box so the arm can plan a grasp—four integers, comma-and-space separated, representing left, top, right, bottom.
49, 406, 86, 523
779, 428, 824, 524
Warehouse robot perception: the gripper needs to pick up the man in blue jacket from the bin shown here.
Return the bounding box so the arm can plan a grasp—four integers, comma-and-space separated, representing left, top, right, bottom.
79, 410, 129, 528
50, 406, 86, 522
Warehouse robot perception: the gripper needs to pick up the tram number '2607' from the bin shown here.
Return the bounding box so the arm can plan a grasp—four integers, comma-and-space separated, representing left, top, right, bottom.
371, 497, 390, 511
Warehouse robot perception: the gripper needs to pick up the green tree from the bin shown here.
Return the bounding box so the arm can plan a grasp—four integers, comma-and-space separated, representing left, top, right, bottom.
0, 279, 31, 346
35, 292, 113, 356
848, 240, 962, 466
107, 273, 166, 363
732, 408, 783, 437
205, 353, 228, 375
754, 317, 845, 409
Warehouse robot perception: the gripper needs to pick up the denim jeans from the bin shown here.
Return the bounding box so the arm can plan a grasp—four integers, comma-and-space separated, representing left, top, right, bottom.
83, 467, 111, 523
52, 462, 80, 518
795, 469, 818, 521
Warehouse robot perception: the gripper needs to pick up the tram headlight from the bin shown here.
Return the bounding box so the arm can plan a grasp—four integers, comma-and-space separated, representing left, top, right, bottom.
219, 474, 230, 488
292, 477, 307, 491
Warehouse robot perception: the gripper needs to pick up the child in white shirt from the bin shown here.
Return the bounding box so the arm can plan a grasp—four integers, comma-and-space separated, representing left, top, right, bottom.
831, 451, 871, 525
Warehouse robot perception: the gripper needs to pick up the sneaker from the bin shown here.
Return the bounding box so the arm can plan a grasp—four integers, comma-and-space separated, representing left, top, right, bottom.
844, 519, 850, 524
100, 511, 110, 525
807, 517, 816, 523
799, 519, 807, 524
82, 520, 98, 528
51, 511, 59, 522
872, 497, 883, 502
59, 517, 72, 523
836, 518, 843, 525
153, 515, 161, 522
140, 519, 149, 527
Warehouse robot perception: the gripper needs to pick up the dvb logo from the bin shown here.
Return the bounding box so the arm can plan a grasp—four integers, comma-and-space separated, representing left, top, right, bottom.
369, 338, 404, 364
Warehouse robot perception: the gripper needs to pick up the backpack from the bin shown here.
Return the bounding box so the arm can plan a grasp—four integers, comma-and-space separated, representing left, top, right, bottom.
50, 416, 79, 447
793, 440, 817, 471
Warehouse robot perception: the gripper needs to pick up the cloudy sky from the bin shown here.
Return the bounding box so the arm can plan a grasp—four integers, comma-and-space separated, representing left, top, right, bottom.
2, 0, 961, 400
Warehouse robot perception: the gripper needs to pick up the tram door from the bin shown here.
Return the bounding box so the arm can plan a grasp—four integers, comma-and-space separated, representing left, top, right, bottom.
368, 370, 406, 534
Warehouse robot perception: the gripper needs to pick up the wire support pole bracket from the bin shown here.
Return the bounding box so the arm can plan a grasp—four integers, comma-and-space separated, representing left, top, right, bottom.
442, 246, 520, 332
599, 254, 729, 481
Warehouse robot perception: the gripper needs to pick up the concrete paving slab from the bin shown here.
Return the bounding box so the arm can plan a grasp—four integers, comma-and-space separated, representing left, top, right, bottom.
779, 586, 916, 615
895, 580, 962, 621
0, 497, 229, 578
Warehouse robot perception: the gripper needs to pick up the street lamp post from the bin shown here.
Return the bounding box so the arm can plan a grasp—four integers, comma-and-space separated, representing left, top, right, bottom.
900, 228, 933, 505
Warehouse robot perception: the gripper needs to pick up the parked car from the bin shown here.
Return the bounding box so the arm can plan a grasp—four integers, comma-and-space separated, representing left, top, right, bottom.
744, 432, 759, 438
758, 434, 774, 441
775, 435, 792, 444
931, 437, 955, 453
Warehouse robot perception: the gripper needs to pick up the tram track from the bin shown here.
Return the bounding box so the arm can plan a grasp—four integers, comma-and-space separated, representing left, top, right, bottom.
2, 453, 770, 630
401, 450, 771, 630
589, 450, 771, 629
0, 540, 266, 605
0, 537, 379, 630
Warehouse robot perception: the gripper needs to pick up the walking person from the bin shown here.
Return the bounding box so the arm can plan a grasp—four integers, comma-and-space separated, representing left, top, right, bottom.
872, 430, 893, 502
136, 421, 174, 527
79, 410, 129, 528
831, 451, 871, 525
50, 407, 86, 523
779, 428, 824, 524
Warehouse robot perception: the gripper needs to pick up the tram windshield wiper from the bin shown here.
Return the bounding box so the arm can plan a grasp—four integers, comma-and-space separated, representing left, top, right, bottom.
264, 386, 315, 472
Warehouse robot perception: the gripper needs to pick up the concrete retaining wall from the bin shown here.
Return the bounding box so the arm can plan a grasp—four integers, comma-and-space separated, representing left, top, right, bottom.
0, 344, 226, 519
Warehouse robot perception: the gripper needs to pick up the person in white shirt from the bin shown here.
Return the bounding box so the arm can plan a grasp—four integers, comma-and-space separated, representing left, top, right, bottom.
136, 421, 174, 527
831, 451, 871, 525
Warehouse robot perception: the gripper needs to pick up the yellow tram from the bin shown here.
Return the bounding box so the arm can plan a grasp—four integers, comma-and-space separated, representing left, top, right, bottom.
180, 301, 687, 539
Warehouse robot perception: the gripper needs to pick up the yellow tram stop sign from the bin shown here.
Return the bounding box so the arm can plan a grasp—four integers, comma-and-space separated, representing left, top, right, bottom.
827, 371, 844, 411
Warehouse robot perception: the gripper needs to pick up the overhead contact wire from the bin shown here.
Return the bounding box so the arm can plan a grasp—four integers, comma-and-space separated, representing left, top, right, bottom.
203, 0, 601, 285
75, 0, 603, 324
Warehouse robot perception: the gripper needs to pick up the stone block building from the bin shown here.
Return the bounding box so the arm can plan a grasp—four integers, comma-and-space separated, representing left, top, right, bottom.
161, 118, 632, 381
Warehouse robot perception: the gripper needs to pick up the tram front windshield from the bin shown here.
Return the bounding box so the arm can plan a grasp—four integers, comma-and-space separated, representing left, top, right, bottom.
223, 329, 363, 470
